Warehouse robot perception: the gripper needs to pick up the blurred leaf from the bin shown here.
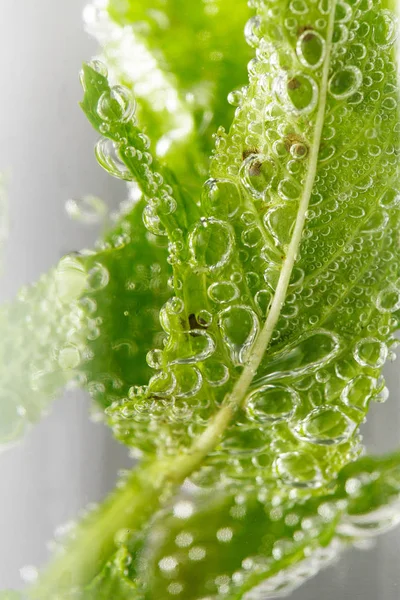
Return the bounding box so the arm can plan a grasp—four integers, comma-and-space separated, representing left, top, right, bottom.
33, 450, 400, 599
139, 452, 400, 599
84, 0, 252, 190
82, 547, 140, 600
0, 196, 172, 440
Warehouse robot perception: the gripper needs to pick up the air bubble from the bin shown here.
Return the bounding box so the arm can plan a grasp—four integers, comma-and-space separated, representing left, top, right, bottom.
255, 289, 272, 315
264, 204, 297, 247
58, 346, 81, 370
256, 330, 341, 381
341, 375, 377, 410
335, 1, 352, 23
147, 349, 164, 369
382, 97, 397, 111
354, 338, 388, 368
329, 66, 362, 99
173, 365, 203, 398
333, 24, 349, 45
208, 281, 240, 304
278, 179, 301, 200
242, 226, 263, 248
218, 306, 260, 365
189, 219, 235, 272
293, 406, 355, 445
87, 59, 108, 78
379, 188, 400, 208
245, 16, 263, 48
290, 143, 308, 159
275, 452, 322, 488
55, 255, 87, 303
246, 384, 299, 423
276, 73, 319, 115
376, 288, 400, 313
97, 85, 136, 123
170, 330, 216, 365
95, 138, 132, 181
296, 30, 326, 70
373, 10, 397, 49
159, 556, 178, 573
87, 263, 109, 291
203, 179, 241, 218
143, 205, 167, 237
240, 154, 277, 200
228, 88, 245, 107
203, 360, 230, 387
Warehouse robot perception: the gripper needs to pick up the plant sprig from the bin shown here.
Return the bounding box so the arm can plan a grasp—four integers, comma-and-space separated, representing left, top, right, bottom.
0, 0, 399, 598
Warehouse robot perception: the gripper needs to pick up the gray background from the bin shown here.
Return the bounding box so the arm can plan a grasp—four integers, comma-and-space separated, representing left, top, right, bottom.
0, 1, 399, 598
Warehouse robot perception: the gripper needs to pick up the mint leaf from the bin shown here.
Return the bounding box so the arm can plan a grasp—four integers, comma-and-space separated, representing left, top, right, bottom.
103, 0, 400, 495
33, 1, 400, 595
136, 452, 400, 599
0, 196, 171, 438
32, 450, 400, 599
0, 259, 87, 443
85, 0, 252, 190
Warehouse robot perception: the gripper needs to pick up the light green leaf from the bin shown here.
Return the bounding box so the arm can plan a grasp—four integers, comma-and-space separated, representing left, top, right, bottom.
138, 452, 400, 599
0, 259, 87, 443
84, 0, 252, 191
104, 0, 400, 497
82, 547, 140, 600
31, 450, 400, 599
0, 197, 171, 439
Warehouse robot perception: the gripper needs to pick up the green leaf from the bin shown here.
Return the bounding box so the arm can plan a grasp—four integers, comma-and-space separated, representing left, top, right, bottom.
85, 0, 252, 191
104, 0, 400, 497
0, 259, 87, 443
32, 450, 400, 599
80, 62, 199, 233
0, 196, 171, 439
137, 452, 400, 599
82, 547, 140, 600
77, 198, 172, 407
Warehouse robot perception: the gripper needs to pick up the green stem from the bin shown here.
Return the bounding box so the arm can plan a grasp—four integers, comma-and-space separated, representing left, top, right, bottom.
32, 405, 233, 595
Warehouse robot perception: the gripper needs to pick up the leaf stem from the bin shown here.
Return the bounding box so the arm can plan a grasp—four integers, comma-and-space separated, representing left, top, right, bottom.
32, 405, 234, 595
222, 0, 337, 413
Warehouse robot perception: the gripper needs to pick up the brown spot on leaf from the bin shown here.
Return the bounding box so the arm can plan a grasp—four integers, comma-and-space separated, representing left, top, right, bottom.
188, 313, 208, 337
242, 148, 262, 177
298, 24, 315, 42
284, 133, 308, 156
288, 78, 301, 90
242, 147, 259, 161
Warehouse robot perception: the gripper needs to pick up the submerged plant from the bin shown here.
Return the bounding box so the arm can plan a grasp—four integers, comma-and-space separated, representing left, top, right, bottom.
1, 0, 400, 598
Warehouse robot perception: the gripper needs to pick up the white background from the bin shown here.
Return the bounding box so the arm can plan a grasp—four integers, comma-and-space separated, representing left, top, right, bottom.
0, 1, 399, 598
